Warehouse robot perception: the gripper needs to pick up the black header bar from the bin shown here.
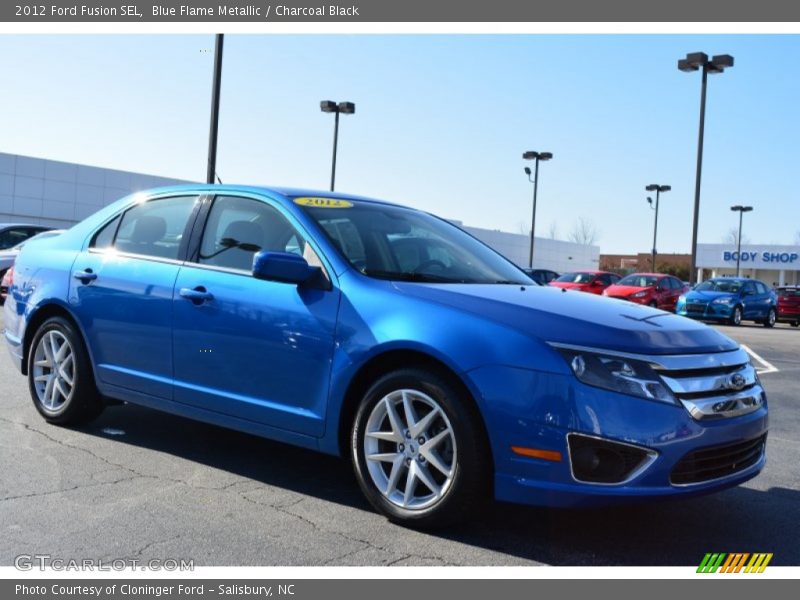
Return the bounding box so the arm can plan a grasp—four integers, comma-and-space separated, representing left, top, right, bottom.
3, 0, 800, 23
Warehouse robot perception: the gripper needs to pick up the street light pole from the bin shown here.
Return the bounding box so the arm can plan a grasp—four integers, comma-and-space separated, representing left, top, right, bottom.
730, 205, 753, 277
678, 52, 734, 284
646, 184, 671, 271
206, 34, 224, 185
320, 101, 356, 192
522, 151, 553, 269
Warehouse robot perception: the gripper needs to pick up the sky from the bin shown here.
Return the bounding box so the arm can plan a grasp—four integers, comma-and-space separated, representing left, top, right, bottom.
0, 34, 798, 254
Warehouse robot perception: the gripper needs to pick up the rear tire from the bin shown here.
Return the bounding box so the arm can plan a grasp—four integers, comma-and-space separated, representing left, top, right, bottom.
27, 316, 104, 426
763, 309, 776, 328
351, 368, 490, 528
792, 321, 799, 328
729, 306, 743, 326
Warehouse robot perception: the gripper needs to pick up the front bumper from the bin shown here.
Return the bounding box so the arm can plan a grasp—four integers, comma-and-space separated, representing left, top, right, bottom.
607, 294, 651, 305
468, 363, 768, 508
676, 302, 734, 321
777, 308, 800, 322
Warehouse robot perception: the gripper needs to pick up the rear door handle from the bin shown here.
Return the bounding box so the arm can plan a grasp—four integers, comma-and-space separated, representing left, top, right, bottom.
73, 269, 97, 283
179, 286, 214, 304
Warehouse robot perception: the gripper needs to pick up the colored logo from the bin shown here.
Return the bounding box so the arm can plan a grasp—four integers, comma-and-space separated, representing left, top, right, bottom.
697, 552, 773, 573
294, 197, 353, 208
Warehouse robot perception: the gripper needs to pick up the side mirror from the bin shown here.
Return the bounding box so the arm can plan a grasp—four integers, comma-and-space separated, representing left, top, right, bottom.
253, 251, 320, 286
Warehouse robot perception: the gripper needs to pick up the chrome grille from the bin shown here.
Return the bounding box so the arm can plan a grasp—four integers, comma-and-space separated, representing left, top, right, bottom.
651, 348, 764, 420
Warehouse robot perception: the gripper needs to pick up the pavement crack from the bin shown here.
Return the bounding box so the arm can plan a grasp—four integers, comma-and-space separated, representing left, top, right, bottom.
0, 416, 146, 478
0, 474, 146, 502
130, 534, 184, 559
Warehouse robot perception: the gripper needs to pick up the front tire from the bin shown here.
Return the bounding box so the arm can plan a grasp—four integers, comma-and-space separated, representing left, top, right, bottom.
351, 368, 490, 528
28, 317, 104, 425
730, 306, 743, 326
764, 308, 776, 328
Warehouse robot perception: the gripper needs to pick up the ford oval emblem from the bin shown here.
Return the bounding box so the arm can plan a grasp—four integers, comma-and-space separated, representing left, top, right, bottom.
727, 372, 747, 391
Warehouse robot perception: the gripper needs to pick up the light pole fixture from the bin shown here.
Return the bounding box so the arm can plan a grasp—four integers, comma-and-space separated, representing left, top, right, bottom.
730, 205, 753, 277
320, 100, 356, 191
206, 34, 224, 185
678, 51, 734, 284
645, 184, 671, 272
522, 150, 553, 269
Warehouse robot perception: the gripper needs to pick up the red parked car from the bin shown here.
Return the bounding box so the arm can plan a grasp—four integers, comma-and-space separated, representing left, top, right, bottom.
776, 286, 800, 326
549, 270, 621, 294
602, 272, 688, 311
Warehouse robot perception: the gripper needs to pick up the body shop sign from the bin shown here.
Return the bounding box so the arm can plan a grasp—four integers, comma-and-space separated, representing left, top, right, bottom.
723, 250, 799, 264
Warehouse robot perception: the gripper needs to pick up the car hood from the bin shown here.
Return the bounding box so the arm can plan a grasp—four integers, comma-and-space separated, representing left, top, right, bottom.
605, 284, 651, 296
550, 281, 590, 289
393, 283, 738, 355
684, 290, 738, 302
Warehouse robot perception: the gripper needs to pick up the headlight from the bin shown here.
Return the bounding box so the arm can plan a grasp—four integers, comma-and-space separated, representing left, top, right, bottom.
553, 346, 676, 404
712, 296, 734, 305
631, 291, 648, 298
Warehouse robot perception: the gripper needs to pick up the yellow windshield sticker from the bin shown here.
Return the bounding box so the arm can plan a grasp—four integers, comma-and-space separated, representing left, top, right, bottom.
294, 197, 353, 208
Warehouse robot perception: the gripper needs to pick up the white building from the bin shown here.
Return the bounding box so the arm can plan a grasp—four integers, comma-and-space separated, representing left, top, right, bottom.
696, 243, 800, 286
0, 152, 186, 229
454, 222, 600, 273
1, 151, 598, 273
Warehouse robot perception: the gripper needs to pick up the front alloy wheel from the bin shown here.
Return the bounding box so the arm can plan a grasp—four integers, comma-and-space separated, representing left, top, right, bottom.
363, 389, 457, 510
730, 306, 743, 326
352, 368, 489, 528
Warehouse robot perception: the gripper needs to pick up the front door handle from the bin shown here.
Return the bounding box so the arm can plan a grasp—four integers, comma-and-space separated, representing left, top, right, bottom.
179, 286, 214, 304
73, 269, 97, 283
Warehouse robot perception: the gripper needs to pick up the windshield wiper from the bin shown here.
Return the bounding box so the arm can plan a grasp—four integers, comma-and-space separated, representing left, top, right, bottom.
363, 270, 474, 284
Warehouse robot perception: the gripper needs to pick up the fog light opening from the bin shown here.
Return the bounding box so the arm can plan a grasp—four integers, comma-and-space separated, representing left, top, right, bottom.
568, 434, 655, 485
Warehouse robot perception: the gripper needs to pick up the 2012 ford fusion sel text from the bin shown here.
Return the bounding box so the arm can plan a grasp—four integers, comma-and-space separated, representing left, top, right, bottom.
3, 186, 768, 527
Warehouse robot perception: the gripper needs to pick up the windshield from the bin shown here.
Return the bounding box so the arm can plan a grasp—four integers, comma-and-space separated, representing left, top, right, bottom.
696, 279, 742, 293
618, 275, 658, 287
299, 200, 532, 284
779, 288, 800, 297
556, 272, 595, 283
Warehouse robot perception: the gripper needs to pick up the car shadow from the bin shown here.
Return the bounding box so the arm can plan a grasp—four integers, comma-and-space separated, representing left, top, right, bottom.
80, 403, 798, 566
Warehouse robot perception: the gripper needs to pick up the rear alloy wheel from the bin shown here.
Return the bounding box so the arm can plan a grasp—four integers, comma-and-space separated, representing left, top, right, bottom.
351, 368, 489, 528
730, 306, 743, 326
764, 308, 776, 328
28, 317, 104, 425
792, 321, 799, 328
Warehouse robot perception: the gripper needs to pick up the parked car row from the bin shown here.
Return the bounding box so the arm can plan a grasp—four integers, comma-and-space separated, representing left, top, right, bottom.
548, 268, 798, 329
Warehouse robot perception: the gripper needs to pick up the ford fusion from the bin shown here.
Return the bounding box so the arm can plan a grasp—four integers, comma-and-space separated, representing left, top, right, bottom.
3, 187, 768, 527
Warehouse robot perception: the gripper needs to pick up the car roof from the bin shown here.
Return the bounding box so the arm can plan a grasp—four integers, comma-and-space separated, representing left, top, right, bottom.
140, 184, 404, 208
707, 277, 753, 282
622, 272, 668, 277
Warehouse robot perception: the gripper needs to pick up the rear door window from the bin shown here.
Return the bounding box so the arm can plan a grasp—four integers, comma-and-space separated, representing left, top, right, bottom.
112, 196, 199, 260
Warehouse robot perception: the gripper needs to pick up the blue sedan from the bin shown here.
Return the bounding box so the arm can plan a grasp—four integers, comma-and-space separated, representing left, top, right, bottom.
676, 277, 778, 327
4, 186, 768, 527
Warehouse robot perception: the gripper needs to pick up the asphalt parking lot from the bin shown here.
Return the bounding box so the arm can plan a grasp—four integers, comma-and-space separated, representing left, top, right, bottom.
1, 314, 798, 567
